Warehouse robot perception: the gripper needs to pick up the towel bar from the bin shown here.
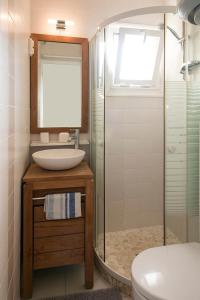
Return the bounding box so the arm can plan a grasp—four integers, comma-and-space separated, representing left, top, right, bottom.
32, 194, 86, 201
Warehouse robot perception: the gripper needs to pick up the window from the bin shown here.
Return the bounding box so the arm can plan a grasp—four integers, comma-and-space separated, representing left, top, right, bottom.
105, 25, 164, 96
114, 27, 162, 87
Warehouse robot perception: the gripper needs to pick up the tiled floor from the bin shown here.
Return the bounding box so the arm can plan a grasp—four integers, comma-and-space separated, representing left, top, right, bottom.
31, 264, 131, 300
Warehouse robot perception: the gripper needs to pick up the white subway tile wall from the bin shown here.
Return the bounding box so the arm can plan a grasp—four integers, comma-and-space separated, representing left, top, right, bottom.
165, 81, 187, 242
0, 0, 30, 299
105, 96, 164, 232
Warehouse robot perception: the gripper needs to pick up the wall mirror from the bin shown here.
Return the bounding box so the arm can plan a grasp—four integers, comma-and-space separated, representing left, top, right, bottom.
30, 34, 89, 133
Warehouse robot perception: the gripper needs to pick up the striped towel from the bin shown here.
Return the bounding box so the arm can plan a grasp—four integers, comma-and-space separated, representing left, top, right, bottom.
44, 193, 82, 220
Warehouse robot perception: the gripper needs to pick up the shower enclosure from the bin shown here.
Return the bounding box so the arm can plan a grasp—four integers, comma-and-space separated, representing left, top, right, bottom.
165, 13, 200, 244
90, 9, 200, 284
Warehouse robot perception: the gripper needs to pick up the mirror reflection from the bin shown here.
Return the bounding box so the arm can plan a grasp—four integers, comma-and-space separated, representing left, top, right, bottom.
37, 41, 82, 128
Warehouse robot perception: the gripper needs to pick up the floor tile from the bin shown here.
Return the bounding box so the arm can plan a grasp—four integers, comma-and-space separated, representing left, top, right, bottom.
31, 266, 66, 299
65, 264, 110, 294
30, 264, 130, 300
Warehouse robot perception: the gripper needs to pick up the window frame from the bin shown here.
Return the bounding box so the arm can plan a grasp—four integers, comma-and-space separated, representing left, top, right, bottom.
114, 27, 163, 87
105, 24, 164, 97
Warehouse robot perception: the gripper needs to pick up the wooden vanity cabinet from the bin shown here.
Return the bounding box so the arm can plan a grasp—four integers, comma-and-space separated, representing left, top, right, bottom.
21, 161, 94, 299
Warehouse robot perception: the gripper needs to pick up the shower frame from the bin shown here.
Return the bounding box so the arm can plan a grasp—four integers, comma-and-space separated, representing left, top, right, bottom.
90, 4, 178, 285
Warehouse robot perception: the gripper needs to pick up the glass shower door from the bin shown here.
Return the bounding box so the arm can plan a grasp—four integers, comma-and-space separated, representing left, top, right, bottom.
165, 14, 200, 244
165, 14, 187, 244
90, 28, 105, 260
186, 22, 200, 242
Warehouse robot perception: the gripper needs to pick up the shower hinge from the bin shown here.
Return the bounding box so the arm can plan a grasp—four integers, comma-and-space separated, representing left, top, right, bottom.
29, 38, 34, 56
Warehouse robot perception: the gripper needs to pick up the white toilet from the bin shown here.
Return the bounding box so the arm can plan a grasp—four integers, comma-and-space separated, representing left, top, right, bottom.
131, 242, 200, 300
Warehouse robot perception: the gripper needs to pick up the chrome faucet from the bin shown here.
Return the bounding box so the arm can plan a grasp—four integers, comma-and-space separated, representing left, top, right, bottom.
71, 129, 80, 149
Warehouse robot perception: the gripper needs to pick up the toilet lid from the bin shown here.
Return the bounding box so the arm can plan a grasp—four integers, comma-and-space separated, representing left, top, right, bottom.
132, 243, 200, 300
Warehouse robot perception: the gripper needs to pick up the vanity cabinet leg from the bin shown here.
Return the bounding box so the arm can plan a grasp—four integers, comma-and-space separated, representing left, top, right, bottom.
85, 179, 94, 289
22, 183, 33, 299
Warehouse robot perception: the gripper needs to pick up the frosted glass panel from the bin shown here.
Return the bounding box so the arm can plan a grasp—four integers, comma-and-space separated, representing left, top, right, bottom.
90, 29, 105, 260
186, 23, 200, 241
186, 82, 200, 241
165, 14, 187, 244
165, 14, 200, 244
165, 82, 187, 243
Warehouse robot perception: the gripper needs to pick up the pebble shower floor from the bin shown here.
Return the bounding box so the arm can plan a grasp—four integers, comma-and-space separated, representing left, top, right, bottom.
98, 225, 179, 279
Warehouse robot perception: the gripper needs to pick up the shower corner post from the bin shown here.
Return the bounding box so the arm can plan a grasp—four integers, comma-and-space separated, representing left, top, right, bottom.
90, 28, 106, 263
163, 13, 166, 246
103, 26, 106, 263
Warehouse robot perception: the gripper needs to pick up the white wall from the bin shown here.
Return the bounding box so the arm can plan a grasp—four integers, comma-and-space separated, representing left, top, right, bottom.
105, 96, 164, 231
0, 0, 30, 298
31, 0, 169, 39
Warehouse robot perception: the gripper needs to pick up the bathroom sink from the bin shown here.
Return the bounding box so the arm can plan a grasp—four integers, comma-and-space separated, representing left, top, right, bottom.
32, 149, 85, 171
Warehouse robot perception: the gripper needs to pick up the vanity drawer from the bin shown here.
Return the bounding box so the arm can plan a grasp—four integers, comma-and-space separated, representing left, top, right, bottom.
34, 248, 84, 270
34, 218, 85, 238
34, 203, 85, 222
34, 233, 84, 254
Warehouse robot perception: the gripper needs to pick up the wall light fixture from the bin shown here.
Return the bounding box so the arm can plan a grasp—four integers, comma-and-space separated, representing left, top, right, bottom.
48, 19, 74, 30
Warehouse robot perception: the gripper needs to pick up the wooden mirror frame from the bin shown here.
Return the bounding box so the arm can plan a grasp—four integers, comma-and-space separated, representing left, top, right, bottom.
30, 33, 89, 133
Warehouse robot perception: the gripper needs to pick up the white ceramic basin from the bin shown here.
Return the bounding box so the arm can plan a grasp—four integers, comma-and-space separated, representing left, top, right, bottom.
32, 149, 85, 171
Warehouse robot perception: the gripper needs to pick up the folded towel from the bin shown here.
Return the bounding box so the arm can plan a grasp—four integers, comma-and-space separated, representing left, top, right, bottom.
44, 193, 82, 220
